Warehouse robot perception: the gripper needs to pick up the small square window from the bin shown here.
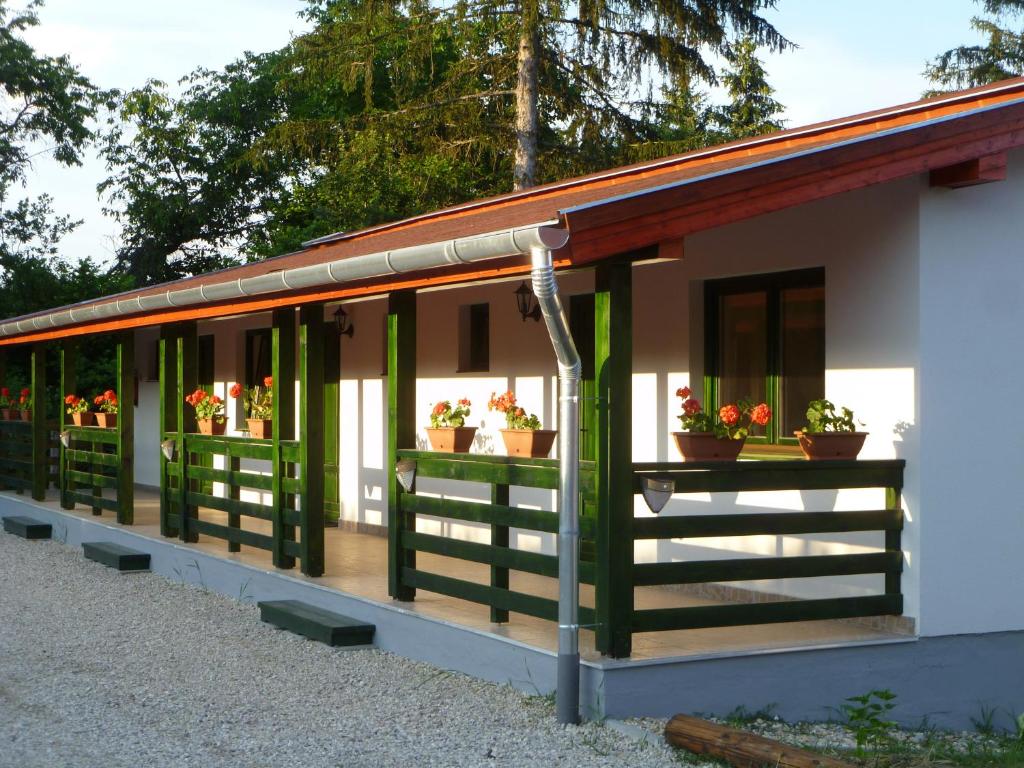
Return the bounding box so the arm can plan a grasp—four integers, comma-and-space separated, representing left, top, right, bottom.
458, 303, 489, 372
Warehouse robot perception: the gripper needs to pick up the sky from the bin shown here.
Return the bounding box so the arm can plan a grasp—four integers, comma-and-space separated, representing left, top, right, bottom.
16, 0, 987, 266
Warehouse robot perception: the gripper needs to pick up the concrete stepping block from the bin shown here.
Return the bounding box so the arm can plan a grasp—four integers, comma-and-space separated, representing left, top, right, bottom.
2, 516, 51, 540
258, 600, 375, 647
83, 542, 151, 572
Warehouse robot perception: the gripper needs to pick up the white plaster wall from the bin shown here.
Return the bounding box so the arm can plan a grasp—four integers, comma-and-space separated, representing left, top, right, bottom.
631, 177, 922, 613
916, 148, 1024, 636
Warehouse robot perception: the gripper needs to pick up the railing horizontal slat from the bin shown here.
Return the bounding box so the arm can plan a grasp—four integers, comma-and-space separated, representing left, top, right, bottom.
66, 490, 119, 513
633, 509, 903, 540
399, 452, 596, 500
185, 491, 272, 521
633, 459, 904, 494
64, 448, 119, 467
182, 434, 273, 460
66, 469, 118, 490
185, 464, 273, 492
401, 493, 596, 538
187, 518, 274, 551
402, 567, 596, 625
633, 551, 902, 586
65, 426, 119, 445
632, 594, 903, 632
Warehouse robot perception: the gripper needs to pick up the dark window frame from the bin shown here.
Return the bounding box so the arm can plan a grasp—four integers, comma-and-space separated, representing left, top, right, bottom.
457, 302, 490, 373
703, 267, 825, 447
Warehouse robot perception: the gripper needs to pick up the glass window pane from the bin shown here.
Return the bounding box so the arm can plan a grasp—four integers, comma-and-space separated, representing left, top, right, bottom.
719, 291, 768, 435
780, 285, 825, 436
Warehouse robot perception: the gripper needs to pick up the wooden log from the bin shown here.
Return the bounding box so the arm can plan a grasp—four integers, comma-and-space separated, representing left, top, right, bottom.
665, 714, 855, 768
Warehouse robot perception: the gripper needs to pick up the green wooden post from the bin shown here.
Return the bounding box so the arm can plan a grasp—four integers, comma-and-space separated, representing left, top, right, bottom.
594, 258, 634, 658
387, 290, 417, 601
490, 482, 510, 623
271, 308, 297, 569
115, 331, 135, 524
159, 325, 178, 536
323, 320, 341, 525
885, 484, 903, 605
177, 323, 198, 543
298, 304, 326, 576
29, 344, 47, 501
227, 446, 241, 552
59, 341, 77, 510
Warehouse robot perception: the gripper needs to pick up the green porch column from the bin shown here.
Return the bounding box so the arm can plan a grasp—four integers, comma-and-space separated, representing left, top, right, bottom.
323, 320, 341, 525
176, 322, 198, 543
298, 304, 326, 576
59, 340, 77, 510
30, 344, 47, 501
116, 331, 135, 524
159, 325, 178, 537
594, 258, 634, 658
271, 308, 297, 570
387, 290, 416, 601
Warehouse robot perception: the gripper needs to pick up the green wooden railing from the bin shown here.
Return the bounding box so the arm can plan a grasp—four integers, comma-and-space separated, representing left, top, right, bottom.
393, 450, 599, 625
627, 459, 905, 635
162, 433, 313, 570
0, 419, 34, 492
60, 425, 125, 516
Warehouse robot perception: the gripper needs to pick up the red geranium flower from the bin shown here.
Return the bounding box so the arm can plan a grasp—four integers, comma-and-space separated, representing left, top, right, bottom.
104, 390, 116, 399
458, 398, 471, 407
20, 387, 30, 396
93, 395, 105, 406
432, 402, 447, 416
1, 388, 8, 397
210, 395, 222, 405
676, 386, 692, 400
750, 403, 772, 426
263, 376, 273, 388
64, 394, 77, 405
682, 398, 702, 416
229, 383, 242, 399
19, 396, 27, 404
719, 404, 741, 426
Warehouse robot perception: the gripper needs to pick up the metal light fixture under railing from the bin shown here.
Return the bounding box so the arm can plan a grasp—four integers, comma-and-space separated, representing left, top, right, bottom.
395, 459, 417, 493
59, 431, 71, 449
641, 476, 675, 514
160, 439, 177, 462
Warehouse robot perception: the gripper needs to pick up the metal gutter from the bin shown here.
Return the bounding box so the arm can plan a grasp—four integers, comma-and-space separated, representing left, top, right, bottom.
0, 221, 564, 339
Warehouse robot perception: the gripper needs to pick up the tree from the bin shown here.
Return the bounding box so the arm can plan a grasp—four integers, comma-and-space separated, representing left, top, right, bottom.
0, 1, 120, 396
713, 37, 784, 139
926, 0, 1024, 93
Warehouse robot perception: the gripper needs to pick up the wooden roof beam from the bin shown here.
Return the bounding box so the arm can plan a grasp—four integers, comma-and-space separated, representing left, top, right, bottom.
930, 152, 1007, 188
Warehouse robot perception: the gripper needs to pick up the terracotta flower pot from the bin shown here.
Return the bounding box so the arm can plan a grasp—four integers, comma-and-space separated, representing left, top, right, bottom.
247, 418, 272, 439
96, 413, 117, 429
794, 431, 868, 461
672, 432, 745, 462
72, 411, 95, 427
500, 428, 557, 458
426, 426, 477, 453
0, 408, 12, 421
198, 418, 227, 436
19, 410, 31, 422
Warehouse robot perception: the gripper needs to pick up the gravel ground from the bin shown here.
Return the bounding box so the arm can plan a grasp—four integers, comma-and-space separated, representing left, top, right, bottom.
0, 532, 682, 768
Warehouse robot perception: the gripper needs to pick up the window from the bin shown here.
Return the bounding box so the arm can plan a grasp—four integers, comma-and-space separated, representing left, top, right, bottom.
457, 303, 489, 372
705, 268, 824, 444
245, 328, 272, 387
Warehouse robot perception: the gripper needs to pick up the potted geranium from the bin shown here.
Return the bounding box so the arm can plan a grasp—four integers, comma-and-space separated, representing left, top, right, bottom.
231, 378, 273, 439
0, 387, 12, 420
94, 390, 118, 428
65, 394, 94, 427
488, 390, 557, 458
426, 398, 476, 453
794, 399, 867, 460
672, 385, 771, 461
185, 388, 227, 435
18, 388, 31, 421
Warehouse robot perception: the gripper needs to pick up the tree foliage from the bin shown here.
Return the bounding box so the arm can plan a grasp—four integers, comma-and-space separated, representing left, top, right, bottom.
926, 0, 1024, 93
100, 0, 791, 285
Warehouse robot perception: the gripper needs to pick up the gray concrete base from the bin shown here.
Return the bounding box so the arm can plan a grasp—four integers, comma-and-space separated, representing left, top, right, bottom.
3, 494, 1021, 730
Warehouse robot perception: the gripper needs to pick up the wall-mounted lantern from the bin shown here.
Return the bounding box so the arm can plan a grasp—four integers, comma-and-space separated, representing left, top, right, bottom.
514, 281, 542, 322
334, 306, 355, 338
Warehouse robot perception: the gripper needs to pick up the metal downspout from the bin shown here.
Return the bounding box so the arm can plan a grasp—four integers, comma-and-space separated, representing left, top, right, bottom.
529, 245, 582, 725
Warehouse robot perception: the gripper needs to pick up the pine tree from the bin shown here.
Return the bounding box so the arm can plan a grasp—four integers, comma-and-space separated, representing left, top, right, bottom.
926, 0, 1024, 93
714, 37, 784, 140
